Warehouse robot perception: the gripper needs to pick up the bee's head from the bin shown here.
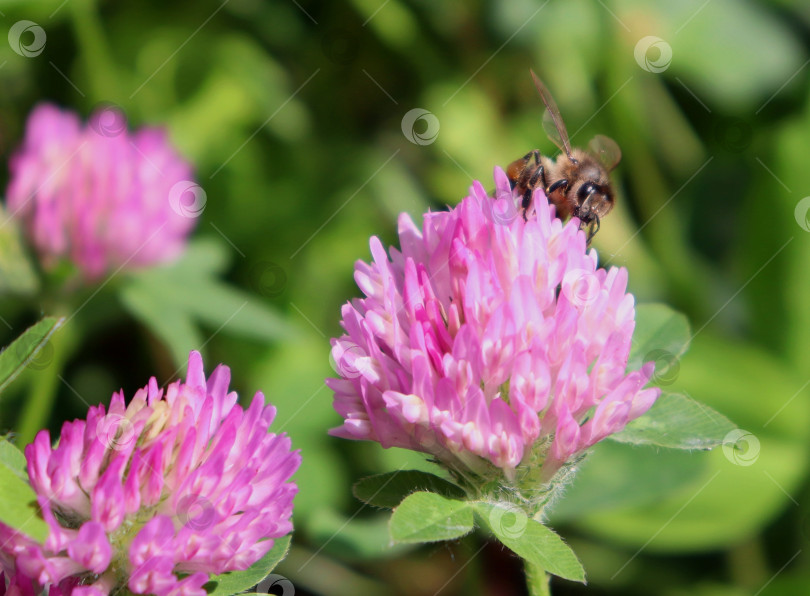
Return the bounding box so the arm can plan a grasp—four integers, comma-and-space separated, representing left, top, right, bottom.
574, 180, 614, 224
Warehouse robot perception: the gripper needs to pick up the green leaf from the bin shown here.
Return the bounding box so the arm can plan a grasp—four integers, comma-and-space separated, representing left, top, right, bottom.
628, 304, 691, 374
610, 393, 736, 450
547, 441, 706, 523
0, 317, 64, 395
0, 439, 28, 482
205, 535, 291, 596
354, 470, 466, 509
389, 492, 474, 544
0, 460, 48, 542
574, 333, 810, 551
475, 503, 585, 583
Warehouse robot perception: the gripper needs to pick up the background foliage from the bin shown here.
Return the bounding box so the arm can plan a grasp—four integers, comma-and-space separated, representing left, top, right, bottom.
0, 0, 809, 594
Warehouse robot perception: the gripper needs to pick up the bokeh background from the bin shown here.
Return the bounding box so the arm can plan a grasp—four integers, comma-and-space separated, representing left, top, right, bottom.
1, 0, 809, 594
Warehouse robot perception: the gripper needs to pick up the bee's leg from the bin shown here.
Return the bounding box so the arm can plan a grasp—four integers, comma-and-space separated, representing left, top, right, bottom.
585, 217, 600, 243
509, 151, 537, 191
521, 151, 543, 215
522, 172, 540, 213
544, 178, 569, 219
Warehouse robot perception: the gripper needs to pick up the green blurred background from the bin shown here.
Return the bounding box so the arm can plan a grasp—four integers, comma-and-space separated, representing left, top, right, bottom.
1, 0, 809, 594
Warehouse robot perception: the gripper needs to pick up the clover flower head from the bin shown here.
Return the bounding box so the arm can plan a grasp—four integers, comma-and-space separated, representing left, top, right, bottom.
328, 168, 659, 498
0, 351, 299, 596
6, 103, 201, 280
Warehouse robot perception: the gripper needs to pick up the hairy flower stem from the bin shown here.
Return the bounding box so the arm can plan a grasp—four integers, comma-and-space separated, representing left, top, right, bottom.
525, 562, 552, 596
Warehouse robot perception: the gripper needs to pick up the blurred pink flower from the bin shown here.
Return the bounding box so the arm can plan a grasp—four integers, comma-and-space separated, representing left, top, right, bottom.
6, 104, 202, 280
0, 352, 299, 596
328, 168, 659, 487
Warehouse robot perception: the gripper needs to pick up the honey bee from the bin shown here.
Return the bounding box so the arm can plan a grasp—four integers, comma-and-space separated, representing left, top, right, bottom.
507, 70, 622, 240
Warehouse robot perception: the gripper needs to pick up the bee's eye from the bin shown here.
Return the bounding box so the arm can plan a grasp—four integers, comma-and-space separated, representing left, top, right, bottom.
577, 182, 598, 201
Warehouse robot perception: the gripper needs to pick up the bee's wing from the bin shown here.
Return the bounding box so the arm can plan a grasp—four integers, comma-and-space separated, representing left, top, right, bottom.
542, 110, 568, 155
587, 134, 622, 171
531, 70, 573, 158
